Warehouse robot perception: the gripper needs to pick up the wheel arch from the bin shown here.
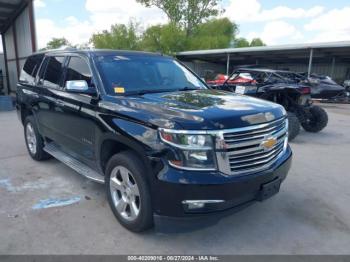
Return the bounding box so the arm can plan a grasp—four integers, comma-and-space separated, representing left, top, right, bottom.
97, 133, 154, 178
19, 103, 34, 125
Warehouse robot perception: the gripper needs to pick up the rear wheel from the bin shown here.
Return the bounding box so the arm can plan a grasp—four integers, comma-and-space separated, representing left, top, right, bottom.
24, 116, 51, 161
105, 151, 153, 232
287, 112, 300, 141
301, 106, 328, 132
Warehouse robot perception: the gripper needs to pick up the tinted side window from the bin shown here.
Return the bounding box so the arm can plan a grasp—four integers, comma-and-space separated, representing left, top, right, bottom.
42, 56, 65, 89
19, 54, 44, 84
65, 57, 92, 87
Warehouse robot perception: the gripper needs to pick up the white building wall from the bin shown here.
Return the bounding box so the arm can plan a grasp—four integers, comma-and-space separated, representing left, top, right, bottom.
15, 7, 32, 66
3, 28, 18, 93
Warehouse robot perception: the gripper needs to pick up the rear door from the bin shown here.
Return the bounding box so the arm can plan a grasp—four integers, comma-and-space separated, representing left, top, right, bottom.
17, 54, 45, 122
35, 55, 67, 143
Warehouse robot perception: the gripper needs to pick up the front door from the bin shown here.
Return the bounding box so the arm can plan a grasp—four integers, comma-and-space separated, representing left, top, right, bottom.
53, 55, 98, 166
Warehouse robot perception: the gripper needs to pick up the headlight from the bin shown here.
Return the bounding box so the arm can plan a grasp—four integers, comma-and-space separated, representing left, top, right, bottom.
308, 78, 320, 85
159, 130, 217, 170
281, 106, 287, 116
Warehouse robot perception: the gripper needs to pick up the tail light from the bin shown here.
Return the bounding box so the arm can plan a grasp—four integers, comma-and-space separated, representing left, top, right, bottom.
229, 77, 254, 84
300, 86, 311, 94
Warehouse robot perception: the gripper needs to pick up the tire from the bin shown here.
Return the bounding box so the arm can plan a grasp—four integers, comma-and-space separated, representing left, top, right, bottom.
24, 116, 51, 161
287, 112, 300, 141
301, 106, 328, 133
105, 151, 153, 232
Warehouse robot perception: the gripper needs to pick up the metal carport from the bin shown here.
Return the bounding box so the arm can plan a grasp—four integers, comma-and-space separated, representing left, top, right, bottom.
0, 0, 36, 95
177, 42, 350, 83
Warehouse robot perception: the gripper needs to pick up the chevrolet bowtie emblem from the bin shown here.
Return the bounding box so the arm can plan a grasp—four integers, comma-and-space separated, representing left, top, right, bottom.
261, 137, 277, 150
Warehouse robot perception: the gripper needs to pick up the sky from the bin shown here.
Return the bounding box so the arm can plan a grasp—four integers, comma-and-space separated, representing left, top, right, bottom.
32, 0, 350, 49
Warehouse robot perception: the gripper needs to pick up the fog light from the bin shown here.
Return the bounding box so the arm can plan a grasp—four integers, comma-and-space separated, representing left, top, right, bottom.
182, 200, 224, 210
188, 202, 205, 209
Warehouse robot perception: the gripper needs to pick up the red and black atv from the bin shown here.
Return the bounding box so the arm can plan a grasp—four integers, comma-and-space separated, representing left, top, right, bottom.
207, 68, 328, 141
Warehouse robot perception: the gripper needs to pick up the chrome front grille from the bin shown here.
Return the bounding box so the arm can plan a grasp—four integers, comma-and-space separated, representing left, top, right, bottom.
218, 117, 288, 175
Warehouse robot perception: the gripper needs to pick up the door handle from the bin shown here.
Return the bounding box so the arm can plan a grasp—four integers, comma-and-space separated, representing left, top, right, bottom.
22, 89, 39, 98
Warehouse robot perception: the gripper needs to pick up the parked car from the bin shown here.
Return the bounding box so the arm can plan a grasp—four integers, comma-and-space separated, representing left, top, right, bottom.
206, 73, 256, 85
298, 72, 345, 99
207, 68, 328, 140
16, 50, 292, 232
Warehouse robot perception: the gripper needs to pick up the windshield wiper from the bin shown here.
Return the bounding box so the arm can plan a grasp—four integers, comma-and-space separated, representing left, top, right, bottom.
177, 86, 200, 91
127, 89, 175, 96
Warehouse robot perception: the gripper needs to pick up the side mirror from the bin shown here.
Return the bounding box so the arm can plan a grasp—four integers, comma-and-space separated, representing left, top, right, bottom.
65, 80, 96, 95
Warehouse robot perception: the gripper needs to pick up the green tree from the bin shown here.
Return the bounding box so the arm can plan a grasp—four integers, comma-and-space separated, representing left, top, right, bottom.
43, 37, 71, 50
234, 37, 250, 48
136, 0, 223, 36
140, 18, 238, 54
234, 37, 266, 48
90, 22, 141, 50
140, 23, 187, 54
88, 18, 264, 54
187, 18, 237, 50
250, 38, 265, 47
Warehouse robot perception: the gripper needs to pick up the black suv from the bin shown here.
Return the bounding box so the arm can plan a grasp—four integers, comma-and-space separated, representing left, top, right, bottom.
16, 49, 292, 232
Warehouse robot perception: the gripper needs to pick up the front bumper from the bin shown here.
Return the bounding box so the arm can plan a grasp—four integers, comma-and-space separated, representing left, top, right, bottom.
151, 146, 292, 217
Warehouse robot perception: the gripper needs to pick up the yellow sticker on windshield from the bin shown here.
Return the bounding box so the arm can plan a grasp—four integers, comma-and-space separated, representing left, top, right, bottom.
114, 87, 125, 93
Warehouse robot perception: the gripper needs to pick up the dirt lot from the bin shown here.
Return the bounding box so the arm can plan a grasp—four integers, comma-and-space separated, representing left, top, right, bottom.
0, 104, 349, 254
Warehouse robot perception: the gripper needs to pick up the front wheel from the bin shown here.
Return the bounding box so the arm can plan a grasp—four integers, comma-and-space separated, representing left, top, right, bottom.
105, 151, 153, 232
301, 106, 328, 132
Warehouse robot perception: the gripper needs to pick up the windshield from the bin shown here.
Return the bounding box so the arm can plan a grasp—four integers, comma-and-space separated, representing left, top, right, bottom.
95, 55, 207, 95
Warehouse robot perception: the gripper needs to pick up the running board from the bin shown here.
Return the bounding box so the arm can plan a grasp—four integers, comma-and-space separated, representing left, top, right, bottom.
44, 142, 105, 184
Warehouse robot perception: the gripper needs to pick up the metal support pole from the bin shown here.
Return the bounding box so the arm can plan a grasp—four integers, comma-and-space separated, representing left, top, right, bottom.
13, 23, 20, 79
330, 57, 336, 78
307, 49, 314, 78
226, 53, 230, 76
1, 34, 10, 95
28, 0, 37, 52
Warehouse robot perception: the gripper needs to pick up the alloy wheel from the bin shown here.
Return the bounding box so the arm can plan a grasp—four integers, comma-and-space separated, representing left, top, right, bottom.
109, 166, 141, 221
26, 122, 37, 155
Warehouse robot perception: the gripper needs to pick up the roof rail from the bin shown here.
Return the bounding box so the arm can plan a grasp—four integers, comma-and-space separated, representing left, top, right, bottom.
44, 46, 77, 52
57, 46, 77, 51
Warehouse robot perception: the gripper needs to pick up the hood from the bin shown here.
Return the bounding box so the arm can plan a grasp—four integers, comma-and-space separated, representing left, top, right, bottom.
308, 81, 345, 96
102, 89, 285, 130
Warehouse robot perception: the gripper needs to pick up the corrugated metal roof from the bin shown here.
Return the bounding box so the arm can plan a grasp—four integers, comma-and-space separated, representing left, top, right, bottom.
177, 41, 350, 56
0, 0, 30, 33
